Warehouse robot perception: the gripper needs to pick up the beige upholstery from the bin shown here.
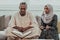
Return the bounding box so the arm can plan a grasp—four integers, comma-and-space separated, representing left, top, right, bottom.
0, 15, 11, 30
0, 15, 5, 30
5, 15, 11, 28
36, 16, 41, 27
57, 22, 60, 33
0, 15, 11, 40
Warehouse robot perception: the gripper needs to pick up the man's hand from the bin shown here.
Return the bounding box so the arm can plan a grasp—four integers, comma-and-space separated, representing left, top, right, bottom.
13, 26, 33, 32
22, 22, 32, 32
13, 26, 23, 32
22, 26, 33, 32
40, 26, 44, 30
46, 25, 51, 30
13, 26, 18, 29
7, 32, 17, 40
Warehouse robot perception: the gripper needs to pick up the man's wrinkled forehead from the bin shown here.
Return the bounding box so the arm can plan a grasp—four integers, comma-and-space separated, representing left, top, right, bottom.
20, 4, 26, 8
20, 2, 27, 7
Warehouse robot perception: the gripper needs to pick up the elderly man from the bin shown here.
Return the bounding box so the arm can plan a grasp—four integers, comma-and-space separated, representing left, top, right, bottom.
5, 2, 41, 40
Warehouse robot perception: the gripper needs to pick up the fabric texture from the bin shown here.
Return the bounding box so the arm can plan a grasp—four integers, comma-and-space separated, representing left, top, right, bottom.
0, 15, 5, 30
40, 14, 59, 40
6, 12, 41, 40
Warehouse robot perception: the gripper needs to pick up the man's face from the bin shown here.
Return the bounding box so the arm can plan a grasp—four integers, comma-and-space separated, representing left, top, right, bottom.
44, 5, 50, 14
19, 4, 27, 15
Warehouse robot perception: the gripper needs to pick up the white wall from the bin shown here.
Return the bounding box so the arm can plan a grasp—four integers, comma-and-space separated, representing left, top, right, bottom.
0, 0, 60, 21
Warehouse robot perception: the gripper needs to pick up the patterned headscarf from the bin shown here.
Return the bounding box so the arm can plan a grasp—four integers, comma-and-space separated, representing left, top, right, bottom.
41, 4, 54, 23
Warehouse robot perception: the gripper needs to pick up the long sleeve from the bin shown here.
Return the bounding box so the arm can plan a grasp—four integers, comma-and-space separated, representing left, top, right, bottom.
48, 15, 59, 40
5, 15, 16, 37
41, 18, 46, 27
51, 15, 58, 30
8, 15, 16, 27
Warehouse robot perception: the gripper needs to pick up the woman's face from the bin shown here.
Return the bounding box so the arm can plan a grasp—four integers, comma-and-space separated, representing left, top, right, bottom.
44, 5, 50, 14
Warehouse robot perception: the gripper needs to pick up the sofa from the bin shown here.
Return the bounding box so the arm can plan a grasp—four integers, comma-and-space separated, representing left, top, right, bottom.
0, 15, 60, 40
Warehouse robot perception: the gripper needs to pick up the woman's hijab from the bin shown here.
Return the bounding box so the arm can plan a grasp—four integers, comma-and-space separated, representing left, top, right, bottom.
41, 4, 54, 23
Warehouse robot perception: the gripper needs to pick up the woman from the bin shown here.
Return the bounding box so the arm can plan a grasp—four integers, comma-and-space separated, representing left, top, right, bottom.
39, 4, 59, 40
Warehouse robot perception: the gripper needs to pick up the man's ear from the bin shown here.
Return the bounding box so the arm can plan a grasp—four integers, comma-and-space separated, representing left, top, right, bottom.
19, 6, 20, 9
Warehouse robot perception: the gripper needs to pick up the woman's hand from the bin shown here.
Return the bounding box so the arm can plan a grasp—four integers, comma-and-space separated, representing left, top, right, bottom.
40, 26, 44, 30
46, 25, 51, 30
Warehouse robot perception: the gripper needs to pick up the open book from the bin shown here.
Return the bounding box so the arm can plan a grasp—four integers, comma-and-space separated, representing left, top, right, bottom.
11, 29, 32, 38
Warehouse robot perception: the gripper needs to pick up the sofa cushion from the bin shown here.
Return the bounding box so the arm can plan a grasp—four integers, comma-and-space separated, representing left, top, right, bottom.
0, 15, 5, 30
0, 31, 6, 40
36, 16, 41, 27
0, 15, 11, 31
5, 15, 11, 28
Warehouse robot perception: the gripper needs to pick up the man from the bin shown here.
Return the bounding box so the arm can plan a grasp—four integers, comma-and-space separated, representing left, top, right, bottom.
6, 2, 41, 40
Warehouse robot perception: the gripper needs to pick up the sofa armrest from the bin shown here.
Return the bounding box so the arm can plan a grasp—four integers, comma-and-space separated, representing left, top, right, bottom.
0, 31, 6, 40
